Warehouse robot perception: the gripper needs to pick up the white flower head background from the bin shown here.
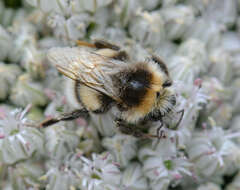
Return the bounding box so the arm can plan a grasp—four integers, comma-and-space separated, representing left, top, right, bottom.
0, 0, 240, 190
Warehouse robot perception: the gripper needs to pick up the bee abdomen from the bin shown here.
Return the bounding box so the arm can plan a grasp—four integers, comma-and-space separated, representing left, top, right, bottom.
92, 93, 114, 113
77, 84, 114, 114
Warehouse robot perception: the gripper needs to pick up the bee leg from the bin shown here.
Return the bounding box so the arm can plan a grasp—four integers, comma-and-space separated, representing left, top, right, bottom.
76, 40, 129, 61
76, 40, 96, 48
174, 109, 184, 129
39, 108, 89, 128
115, 118, 159, 139
94, 40, 121, 51
93, 40, 129, 61
156, 122, 167, 139
76, 39, 120, 50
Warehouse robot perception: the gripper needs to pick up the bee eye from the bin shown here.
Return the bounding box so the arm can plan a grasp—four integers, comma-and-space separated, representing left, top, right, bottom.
156, 92, 160, 98
163, 80, 172, 88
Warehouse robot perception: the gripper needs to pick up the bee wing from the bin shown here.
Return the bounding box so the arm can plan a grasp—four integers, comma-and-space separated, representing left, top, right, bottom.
47, 47, 127, 102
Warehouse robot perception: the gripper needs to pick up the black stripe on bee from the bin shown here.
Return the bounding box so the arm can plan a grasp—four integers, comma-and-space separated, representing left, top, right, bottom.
92, 93, 114, 114
74, 80, 82, 104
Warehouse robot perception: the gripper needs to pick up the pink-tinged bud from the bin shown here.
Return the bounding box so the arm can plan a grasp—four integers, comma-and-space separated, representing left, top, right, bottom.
202, 123, 207, 129
62, 96, 67, 104
204, 150, 215, 155
0, 133, 5, 139
76, 152, 82, 158
154, 169, 159, 176
76, 118, 87, 127
194, 78, 202, 87
112, 162, 121, 168
174, 173, 182, 180
191, 171, 198, 181
0, 108, 6, 119
102, 152, 109, 160
44, 89, 56, 100
25, 142, 30, 151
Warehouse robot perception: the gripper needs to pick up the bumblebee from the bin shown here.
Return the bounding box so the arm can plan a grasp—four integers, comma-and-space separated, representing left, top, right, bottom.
41, 40, 184, 138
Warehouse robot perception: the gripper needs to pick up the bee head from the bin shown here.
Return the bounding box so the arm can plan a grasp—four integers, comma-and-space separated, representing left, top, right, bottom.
116, 60, 176, 123
147, 56, 176, 116
155, 79, 173, 99
153, 87, 176, 118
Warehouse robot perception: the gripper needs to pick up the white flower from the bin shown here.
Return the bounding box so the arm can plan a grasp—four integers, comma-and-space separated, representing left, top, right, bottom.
25, 0, 68, 14
73, 0, 113, 13
114, 0, 141, 26
127, 43, 150, 63
201, 77, 230, 109
183, 19, 224, 51
43, 89, 70, 118
203, 0, 237, 27
168, 56, 196, 83
45, 153, 84, 190
184, 0, 209, 14
44, 125, 80, 160
0, 63, 22, 100
91, 27, 126, 45
168, 39, 208, 83
231, 116, 240, 145
90, 110, 117, 137
7, 161, 44, 189
210, 103, 233, 127
139, 139, 193, 190
154, 41, 177, 62
8, 21, 37, 63
121, 162, 148, 190
208, 48, 233, 84
47, 13, 90, 42
0, 105, 44, 164
197, 183, 221, 190
187, 126, 240, 178
162, 0, 180, 7
79, 153, 122, 190
177, 39, 208, 72
175, 81, 208, 129
22, 47, 45, 80
232, 54, 240, 79
102, 134, 137, 167
0, 26, 12, 61
66, 14, 89, 40
161, 5, 195, 40
138, 0, 159, 10
200, 77, 234, 127
149, 81, 208, 148
10, 74, 48, 107
221, 32, 240, 53
226, 172, 240, 190
129, 10, 165, 47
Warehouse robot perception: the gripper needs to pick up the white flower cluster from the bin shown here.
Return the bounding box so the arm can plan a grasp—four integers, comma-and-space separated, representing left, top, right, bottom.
0, 0, 240, 189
